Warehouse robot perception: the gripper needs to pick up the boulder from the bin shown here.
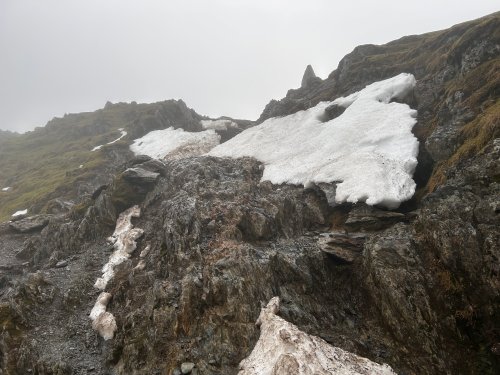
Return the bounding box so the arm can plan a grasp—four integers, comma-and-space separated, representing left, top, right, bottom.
122, 167, 159, 185
9, 215, 51, 233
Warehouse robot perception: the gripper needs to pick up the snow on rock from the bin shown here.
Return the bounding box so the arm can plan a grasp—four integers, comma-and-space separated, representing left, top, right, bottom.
129, 127, 220, 160
2, 187, 11, 191
201, 119, 239, 131
238, 297, 397, 375
92, 128, 127, 151
209, 73, 418, 209
89, 292, 117, 340
94, 205, 143, 290
12, 209, 28, 217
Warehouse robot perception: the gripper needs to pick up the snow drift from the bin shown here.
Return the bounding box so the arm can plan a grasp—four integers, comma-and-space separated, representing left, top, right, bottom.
238, 297, 396, 375
209, 73, 419, 209
130, 127, 220, 159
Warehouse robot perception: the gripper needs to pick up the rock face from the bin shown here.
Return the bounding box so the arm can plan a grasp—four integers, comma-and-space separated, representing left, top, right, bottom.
238, 297, 396, 375
0, 11, 498, 375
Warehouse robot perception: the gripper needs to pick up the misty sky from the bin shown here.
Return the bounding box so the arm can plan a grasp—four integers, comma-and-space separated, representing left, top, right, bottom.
0, 0, 497, 132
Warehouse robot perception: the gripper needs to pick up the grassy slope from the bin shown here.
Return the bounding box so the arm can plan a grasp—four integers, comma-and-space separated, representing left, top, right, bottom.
0, 101, 191, 221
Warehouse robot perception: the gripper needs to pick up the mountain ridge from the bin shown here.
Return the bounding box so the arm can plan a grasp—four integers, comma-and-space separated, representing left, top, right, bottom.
0, 11, 498, 375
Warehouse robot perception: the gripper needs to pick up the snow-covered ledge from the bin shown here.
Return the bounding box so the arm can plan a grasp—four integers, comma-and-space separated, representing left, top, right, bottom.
238, 297, 396, 375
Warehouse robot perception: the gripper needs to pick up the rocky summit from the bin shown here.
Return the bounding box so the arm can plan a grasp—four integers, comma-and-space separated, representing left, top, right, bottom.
0, 11, 499, 375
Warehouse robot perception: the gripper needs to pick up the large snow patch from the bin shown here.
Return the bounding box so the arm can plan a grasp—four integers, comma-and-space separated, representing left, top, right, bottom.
209, 73, 419, 209
130, 127, 220, 159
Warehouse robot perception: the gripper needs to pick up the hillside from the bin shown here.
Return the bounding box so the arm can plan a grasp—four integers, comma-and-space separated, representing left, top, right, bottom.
0, 100, 249, 221
0, 11, 498, 375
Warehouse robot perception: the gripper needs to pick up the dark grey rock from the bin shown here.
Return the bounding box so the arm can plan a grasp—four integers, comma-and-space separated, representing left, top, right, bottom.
301, 65, 319, 89
344, 204, 406, 232
122, 167, 160, 184
9, 215, 51, 233
318, 231, 365, 263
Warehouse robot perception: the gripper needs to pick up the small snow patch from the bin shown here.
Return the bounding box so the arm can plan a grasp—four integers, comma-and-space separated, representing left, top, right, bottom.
201, 119, 238, 131
12, 209, 28, 217
239, 297, 397, 375
209, 73, 418, 209
92, 128, 127, 151
2, 187, 11, 191
89, 292, 117, 340
129, 127, 220, 160
94, 205, 143, 290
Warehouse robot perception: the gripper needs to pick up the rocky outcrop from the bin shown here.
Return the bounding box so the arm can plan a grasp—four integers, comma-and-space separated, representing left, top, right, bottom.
0, 11, 498, 375
300, 65, 321, 89
9, 215, 51, 233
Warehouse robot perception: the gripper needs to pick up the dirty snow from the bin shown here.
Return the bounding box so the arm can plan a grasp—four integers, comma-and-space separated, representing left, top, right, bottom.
209, 73, 418, 209
94, 205, 143, 290
89, 292, 117, 340
92, 128, 127, 151
12, 209, 28, 217
201, 119, 239, 131
2, 187, 11, 191
238, 297, 397, 375
129, 127, 220, 159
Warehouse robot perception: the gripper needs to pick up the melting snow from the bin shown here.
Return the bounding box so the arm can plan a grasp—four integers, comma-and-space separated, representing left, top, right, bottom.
209, 73, 418, 209
2, 187, 11, 191
238, 297, 397, 375
129, 127, 220, 160
94, 205, 143, 290
201, 119, 239, 131
12, 209, 28, 217
89, 292, 117, 340
92, 128, 127, 151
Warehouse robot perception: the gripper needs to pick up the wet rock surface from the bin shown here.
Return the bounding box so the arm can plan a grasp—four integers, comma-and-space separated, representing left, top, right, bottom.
0, 11, 498, 375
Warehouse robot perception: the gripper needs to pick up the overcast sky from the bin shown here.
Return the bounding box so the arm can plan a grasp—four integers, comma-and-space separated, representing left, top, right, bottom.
0, 0, 497, 132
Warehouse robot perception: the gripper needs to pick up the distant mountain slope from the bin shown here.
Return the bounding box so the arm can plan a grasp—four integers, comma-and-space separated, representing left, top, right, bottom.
0, 100, 243, 221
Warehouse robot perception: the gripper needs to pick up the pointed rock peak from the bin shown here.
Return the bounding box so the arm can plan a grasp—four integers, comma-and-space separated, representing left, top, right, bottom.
301, 64, 317, 88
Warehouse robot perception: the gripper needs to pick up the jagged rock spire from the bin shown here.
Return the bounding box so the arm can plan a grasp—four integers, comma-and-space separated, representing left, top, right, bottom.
301, 64, 317, 88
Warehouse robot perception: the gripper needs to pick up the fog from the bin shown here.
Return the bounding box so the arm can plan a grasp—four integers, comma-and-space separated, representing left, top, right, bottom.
0, 0, 497, 132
